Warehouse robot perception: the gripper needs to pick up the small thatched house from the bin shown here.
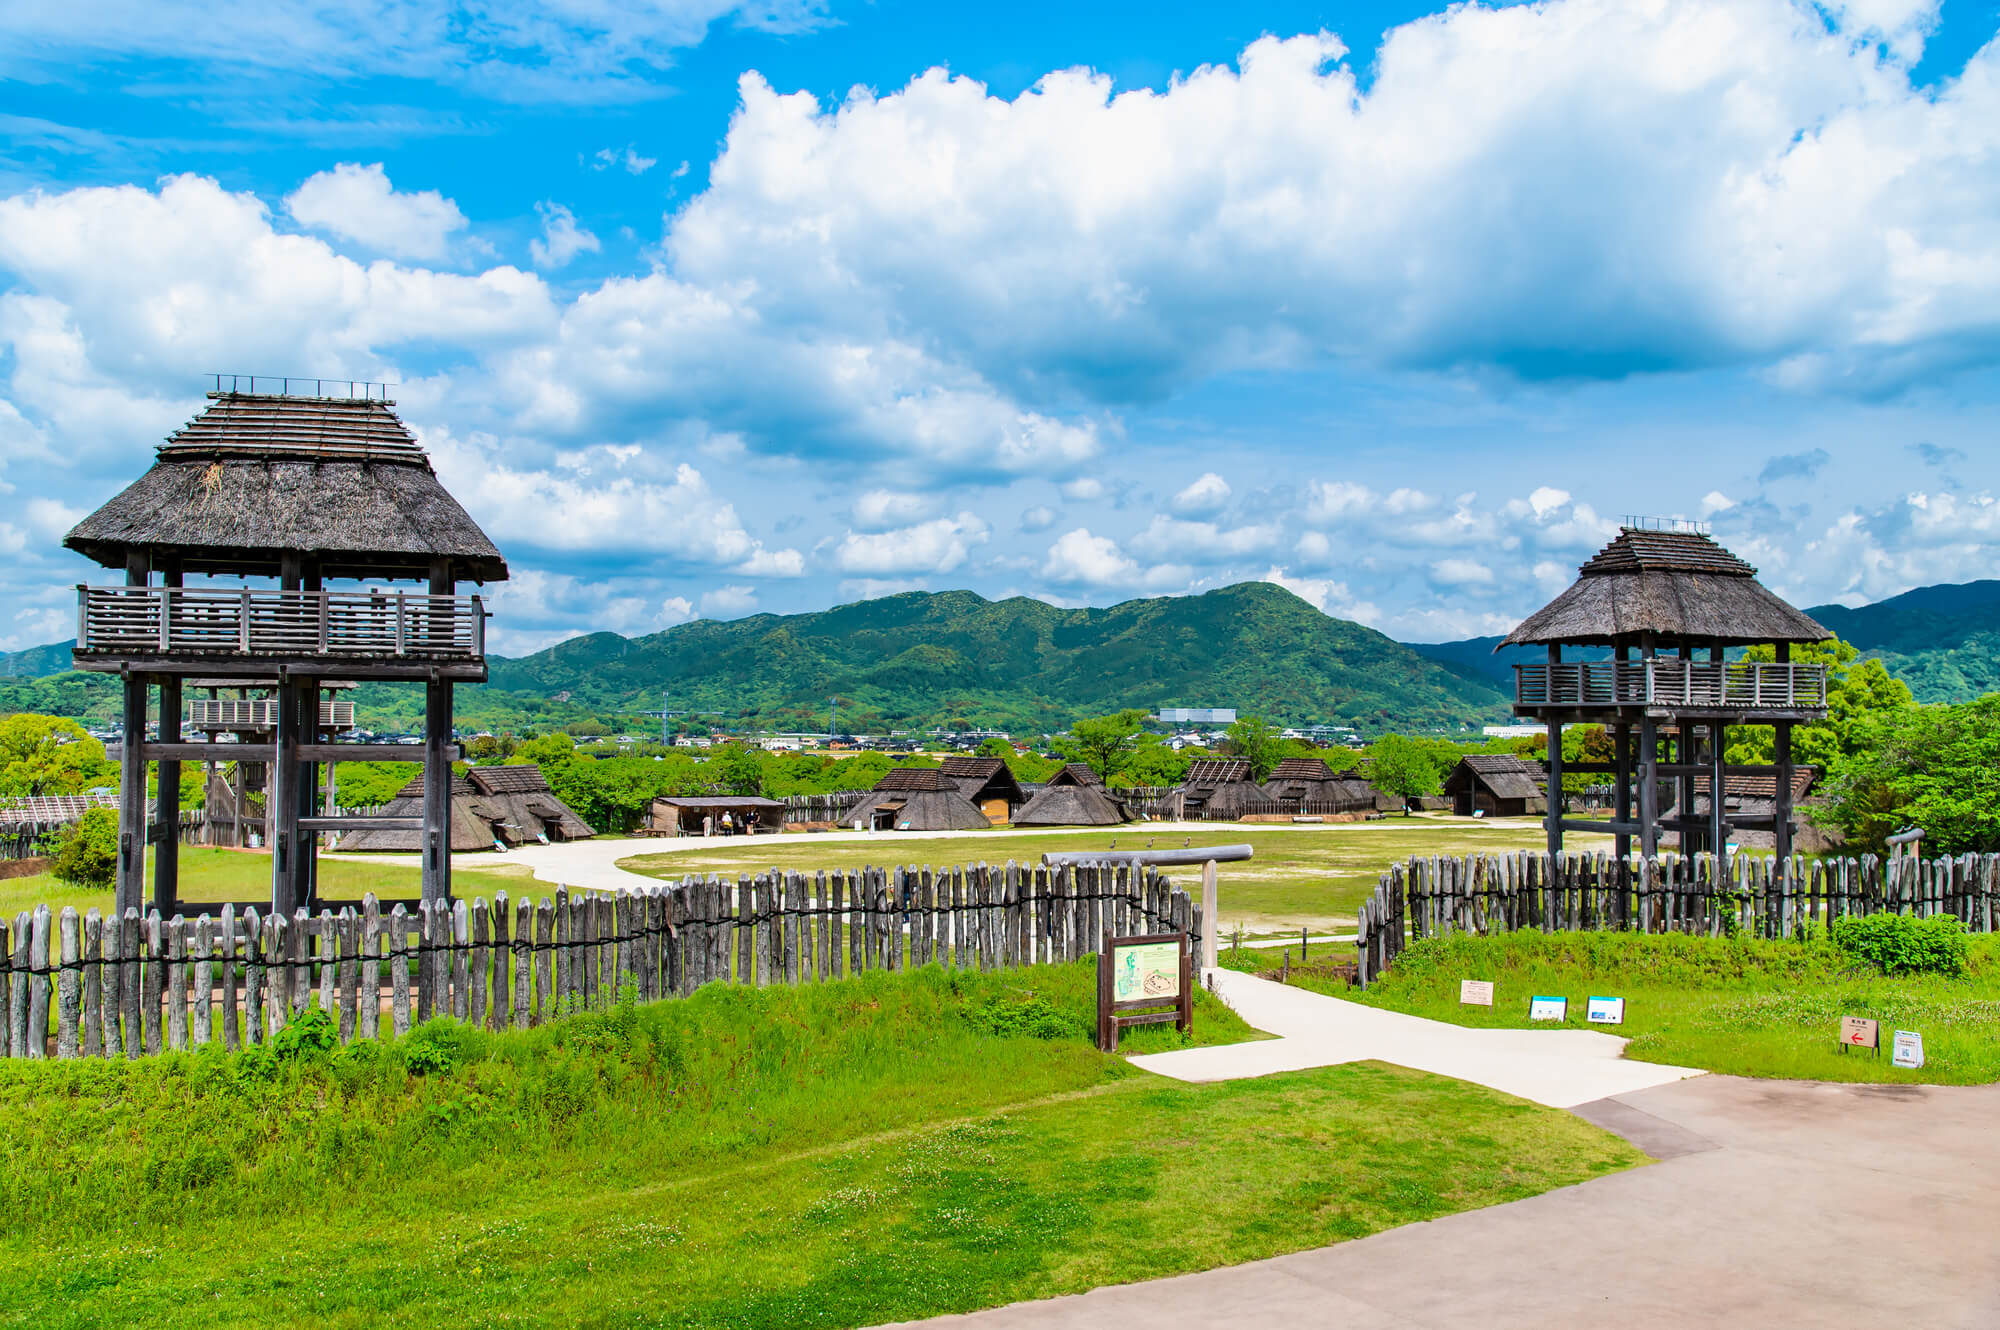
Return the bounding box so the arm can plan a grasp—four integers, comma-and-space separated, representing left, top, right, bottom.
335, 764, 594, 852
648, 795, 786, 835
1013, 763, 1130, 827
1666, 768, 1831, 851
1443, 755, 1548, 817
844, 766, 992, 831
938, 756, 1026, 823
1175, 758, 1266, 820
1259, 757, 1390, 813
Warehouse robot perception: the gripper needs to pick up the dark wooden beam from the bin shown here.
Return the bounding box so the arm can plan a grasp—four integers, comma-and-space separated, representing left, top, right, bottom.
300, 816, 424, 832
115, 674, 149, 917
154, 674, 182, 915
423, 676, 453, 906
114, 742, 459, 762
73, 655, 489, 683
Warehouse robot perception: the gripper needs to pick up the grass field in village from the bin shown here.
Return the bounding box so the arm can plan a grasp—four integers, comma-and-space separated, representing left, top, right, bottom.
0, 962, 1640, 1330
620, 816, 1610, 931
1245, 930, 2000, 1086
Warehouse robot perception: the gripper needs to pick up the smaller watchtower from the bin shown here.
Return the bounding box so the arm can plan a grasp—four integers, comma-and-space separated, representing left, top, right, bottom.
1502, 520, 1831, 864
63, 378, 507, 918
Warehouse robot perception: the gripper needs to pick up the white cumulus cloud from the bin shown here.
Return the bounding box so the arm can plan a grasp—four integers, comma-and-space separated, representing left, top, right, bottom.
286, 163, 468, 261
530, 201, 602, 270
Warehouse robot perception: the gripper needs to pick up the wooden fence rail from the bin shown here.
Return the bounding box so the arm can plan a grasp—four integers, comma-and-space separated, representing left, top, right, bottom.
0, 861, 1194, 1059
1354, 850, 2000, 987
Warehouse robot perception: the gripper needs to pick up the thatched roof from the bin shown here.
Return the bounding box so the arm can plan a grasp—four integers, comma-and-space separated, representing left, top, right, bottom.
1013, 782, 1130, 827
1268, 757, 1339, 782
1502, 528, 1826, 648
938, 755, 1025, 805
335, 763, 592, 851
843, 786, 992, 831
1047, 763, 1103, 788
872, 765, 951, 792
65, 393, 507, 583
1182, 758, 1253, 787
1446, 754, 1548, 802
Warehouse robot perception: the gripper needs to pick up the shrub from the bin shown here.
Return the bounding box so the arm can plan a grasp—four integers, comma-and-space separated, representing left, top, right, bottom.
1831, 914, 1969, 977
971, 995, 1082, 1041
49, 807, 118, 889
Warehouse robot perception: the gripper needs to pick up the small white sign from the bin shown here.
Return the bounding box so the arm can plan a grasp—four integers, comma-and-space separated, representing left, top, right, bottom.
1586, 996, 1625, 1025
1892, 1029, 1925, 1069
1459, 979, 1495, 1007
1529, 996, 1568, 1022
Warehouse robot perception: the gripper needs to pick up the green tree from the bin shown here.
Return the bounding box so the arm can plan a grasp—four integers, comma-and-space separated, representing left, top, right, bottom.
50, 806, 118, 889
0, 714, 113, 797
334, 762, 422, 809
1224, 714, 1284, 781
513, 732, 578, 768
1728, 637, 1914, 769
1366, 734, 1444, 813
975, 737, 1016, 759
1818, 696, 2000, 855
1059, 709, 1151, 782
708, 745, 767, 797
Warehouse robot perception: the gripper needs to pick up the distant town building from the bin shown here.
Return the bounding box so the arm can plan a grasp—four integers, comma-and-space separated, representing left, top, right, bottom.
1155, 707, 1237, 725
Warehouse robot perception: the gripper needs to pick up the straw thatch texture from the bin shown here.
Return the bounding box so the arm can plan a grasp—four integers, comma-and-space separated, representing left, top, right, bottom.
1012, 782, 1130, 827
1502, 529, 1826, 647
335, 764, 593, 851
65, 393, 506, 581
938, 755, 1025, 816
1442, 755, 1548, 816
1046, 763, 1103, 788
842, 787, 992, 831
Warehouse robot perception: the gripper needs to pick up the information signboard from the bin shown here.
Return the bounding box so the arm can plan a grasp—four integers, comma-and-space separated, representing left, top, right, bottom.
1459, 979, 1495, 1006
1839, 1016, 1880, 1054
1529, 996, 1568, 1022
1586, 996, 1625, 1025
1891, 1029, 1925, 1069
1097, 932, 1193, 1052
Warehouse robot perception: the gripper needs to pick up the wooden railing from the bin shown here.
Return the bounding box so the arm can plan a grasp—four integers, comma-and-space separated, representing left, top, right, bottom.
188, 699, 357, 730
77, 587, 484, 661
1514, 659, 1826, 710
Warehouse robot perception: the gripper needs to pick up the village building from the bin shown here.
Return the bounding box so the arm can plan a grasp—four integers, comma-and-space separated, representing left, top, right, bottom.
1013, 762, 1131, 827
937, 755, 1026, 823
1172, 758, 1267, 820
1664, 768, 1833, 851
336, 765, 594, 853
843, 766, 991, 831
1258, 757, 1391, 815
64, 381, 507, 914
1442, 754, 1549, 817
1501, 521, 1831, 860
647, 794, 787, 836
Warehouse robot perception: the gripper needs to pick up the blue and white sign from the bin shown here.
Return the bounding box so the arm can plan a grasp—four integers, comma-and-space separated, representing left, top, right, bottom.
1586, 996, 1626, 1025
1891, 1029, 1925, 1069
1529, 996, 1568, 1022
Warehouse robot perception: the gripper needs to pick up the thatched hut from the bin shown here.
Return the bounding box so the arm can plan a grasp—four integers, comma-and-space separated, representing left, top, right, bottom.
1442, 755, 1548, 817
335, 764, 593, 852
843, 766, 992, 831
1013, 763, 1131, 827
1259, 757, 1389, 813
1175, 758, 1266, 820
1666, 768, 1827, 851
938, 756, 1026, 823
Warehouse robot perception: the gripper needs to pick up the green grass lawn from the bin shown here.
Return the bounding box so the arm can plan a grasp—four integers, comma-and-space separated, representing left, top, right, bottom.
619, 817, 1610, 932
0, 846, 540, 921
0, 962, 1638, 1329
1339, 930, 2000, 1086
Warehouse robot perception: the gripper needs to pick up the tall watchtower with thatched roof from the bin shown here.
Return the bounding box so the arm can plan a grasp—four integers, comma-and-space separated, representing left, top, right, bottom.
1502, 519, 1829, 863
64, 379, 507, 918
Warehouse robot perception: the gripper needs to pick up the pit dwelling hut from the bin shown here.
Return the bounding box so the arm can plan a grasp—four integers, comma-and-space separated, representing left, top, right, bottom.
844, 766, 992, 831
648, 795, 787, 836
64, 379, 507, 916
1260, 757, 1390, 814
937, 756, 1026, 823
1012, 762, 1131, 827
1664, 768, 1828, 852
336, 765, 594, 852
1442, 755, 1549, 818
1174, 758, 1266, 820
1500, 520, 1830, 862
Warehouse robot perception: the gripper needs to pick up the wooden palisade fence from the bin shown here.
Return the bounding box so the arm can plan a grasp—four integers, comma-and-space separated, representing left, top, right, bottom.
0, 861, 1192, 1059
1355, 851, 2000, 987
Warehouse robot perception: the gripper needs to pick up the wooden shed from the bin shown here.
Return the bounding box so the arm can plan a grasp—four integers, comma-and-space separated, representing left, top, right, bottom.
1443, 755, 1548, 817
1259, 757, 1390, 814
843, 766, 992, 832
1013, 763, 1131, 827
648, 795, 787, 835
938, 756, 1026, 823
1175, 758, 1266, 820
335, 764, 593, 852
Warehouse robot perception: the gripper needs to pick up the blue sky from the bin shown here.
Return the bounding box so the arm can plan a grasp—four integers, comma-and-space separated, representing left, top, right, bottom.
3, 0, 1999, 653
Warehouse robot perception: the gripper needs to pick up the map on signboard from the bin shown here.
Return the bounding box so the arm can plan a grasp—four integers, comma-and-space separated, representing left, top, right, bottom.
1586, 996, 1625, 1025
1459, 979, 1495, 1006
1529, 996, 1567, 1022
1840, 1016, 1879, 1049
1892, 1029, 1925, 1069
1113, 941, 1181, 1003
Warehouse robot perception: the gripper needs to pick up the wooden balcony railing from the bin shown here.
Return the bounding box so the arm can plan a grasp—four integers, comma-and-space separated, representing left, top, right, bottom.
1514, 660, 1827, 710
187, 699, 357, 730
77, 587, 484, 662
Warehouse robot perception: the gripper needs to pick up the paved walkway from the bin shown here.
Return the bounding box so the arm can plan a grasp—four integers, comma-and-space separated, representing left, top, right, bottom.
1132, 968, 1703, 1108
892, 1073, 2000, 1329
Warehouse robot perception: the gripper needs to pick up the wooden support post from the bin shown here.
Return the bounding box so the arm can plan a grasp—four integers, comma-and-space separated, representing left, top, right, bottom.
154, 675, 182, 915
1545, 713, 1563, 858
422, 676, 453, 905
1638, 714, 1659, 859
116, 673, 150, 918
1708, 721, 1727, 877
269, 675, 305, 916
1613, 723, 1632, 863
297, 680, 321, 910
1774, 640, 1795, 866
1199, 859, 1218, 969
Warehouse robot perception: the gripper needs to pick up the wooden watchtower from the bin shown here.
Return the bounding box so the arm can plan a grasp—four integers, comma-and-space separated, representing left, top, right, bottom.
62, 380, 507, 918
1501, 521, 1830, 863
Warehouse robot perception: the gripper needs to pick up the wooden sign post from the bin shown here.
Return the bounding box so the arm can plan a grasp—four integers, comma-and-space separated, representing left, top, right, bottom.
1097, 931, 1193, 1053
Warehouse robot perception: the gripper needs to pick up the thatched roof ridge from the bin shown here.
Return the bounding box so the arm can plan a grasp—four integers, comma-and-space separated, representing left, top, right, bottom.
1448, 754, 1547, 802
843, 787, 992, 831
1268, 757, 1338, 782
1502, 528, 1826, 647
1183, 758, 1253, 787
466, 764, 551, 795
342, 764, 592, 851
873, 766, 950, 792
1013, 783, 1130, 827
65, 393, 507, 582
1047, 763, 1103, 788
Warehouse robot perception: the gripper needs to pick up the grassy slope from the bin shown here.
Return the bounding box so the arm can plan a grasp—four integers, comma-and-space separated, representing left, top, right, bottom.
0, 967, 1638, 1329
620, 818, 1614, 930
1340, 930, 2000, 1085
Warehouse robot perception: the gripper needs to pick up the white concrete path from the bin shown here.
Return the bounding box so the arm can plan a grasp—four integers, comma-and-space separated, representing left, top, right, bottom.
1130, 967, 1703, 1109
